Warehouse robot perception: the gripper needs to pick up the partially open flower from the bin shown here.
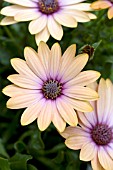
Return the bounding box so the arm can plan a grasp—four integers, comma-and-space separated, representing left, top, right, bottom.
61, 78, 113, 170
0, 0, 96, 45
91, 0, 113, 19
3, 42, 100, 132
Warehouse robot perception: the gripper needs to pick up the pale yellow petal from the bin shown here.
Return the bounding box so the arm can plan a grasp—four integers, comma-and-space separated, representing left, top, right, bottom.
50, 43, 62, 78
108, 6, 113, 19
64, 70, 100, 87
64, 86, 99, 101
0, 17, 17, 25
37, 100, 52, 131
35, 27, 50, 45
98, 146, 113, 170
80, 142, 96, 161
56, 98, 78, 126
47, 15, 63, 40
54, 12, 77, 28
29, 15, 47, 34
24, 47, 47, 80
91, 1, 112, 10
21, 98, 46, 125
5, 0, 37, 7
14, 9, 41, 21
7, 93, 42, 109
60, 53, 89, 82
7, 74, 42, 89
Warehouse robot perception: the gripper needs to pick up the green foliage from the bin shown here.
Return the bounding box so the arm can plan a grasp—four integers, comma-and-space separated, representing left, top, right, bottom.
0, 1, 113, 170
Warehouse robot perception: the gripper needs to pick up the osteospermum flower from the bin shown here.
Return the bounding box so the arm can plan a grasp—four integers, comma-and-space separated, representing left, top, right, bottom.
91, 0, 113, 19
0, 0, 96, 45
3, 42, 100, 132
61, 78, 113, 169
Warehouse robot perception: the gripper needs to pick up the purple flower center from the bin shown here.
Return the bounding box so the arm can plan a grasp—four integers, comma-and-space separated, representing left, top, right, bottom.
42, 80, 62, 99
91, 124, 112, 145
38, 0, 60, 14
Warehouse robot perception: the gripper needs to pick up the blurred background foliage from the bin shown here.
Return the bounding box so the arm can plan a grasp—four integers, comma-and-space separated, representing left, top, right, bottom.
0, 0, 113, 169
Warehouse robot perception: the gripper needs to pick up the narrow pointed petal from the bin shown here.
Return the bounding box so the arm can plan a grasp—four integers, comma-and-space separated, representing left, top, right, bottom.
38, 100, 52, 131
91, 150, 104, 170
64, 86, 99, 101
7, 93, 42, 109
7, 74, 42, 89
64, 70, 100, 87
47, 15, 63, 40
54, 12, 77, 28
0, 17, 17, 25
15, 9, 41, 21
50, 43, 62, 78
91, 1, 112, 9
21, 98, 45, 125
52, 101, 66, 132
56, 98, 78, 126
61, 53, 89, 82
35, 27, 50, 45
24, 47, 47, 80
29, 15, 47, 34
80, 142, 96, 161
108, 6, 113, 19
98, 146, 113, 170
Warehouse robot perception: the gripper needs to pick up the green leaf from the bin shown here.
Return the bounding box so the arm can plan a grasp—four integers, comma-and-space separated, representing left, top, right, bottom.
9, 153, 32, 170
14, 141, 26, 153
0, 157, 11, 170
27, 164, 38, 170
0, 139, 9, 158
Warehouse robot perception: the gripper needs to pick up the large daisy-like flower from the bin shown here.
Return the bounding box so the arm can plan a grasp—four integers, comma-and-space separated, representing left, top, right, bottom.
61, 78, 113, 169
3, 42, 100, 132
0, 0, 96, 45
91, 0, 113, 19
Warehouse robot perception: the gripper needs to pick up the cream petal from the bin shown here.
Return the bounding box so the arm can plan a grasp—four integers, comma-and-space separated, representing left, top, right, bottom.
77, 111, 93, 129
83, 102, 97, 126
5, 0, 37, 7
61, 126, 90, 139
24, 47, 47, 80
106, 144, 113, 159
97, 78, 106, 123
86, 12, 97, 19
35, 27, 50, 45
14, 9, 41, 21
21, 98, 46, 125
7, 92, 42, 109
64, 71, 100, 87
91, 1, 112, 9
60, 53, 89, 83
56, 98, 78, 126
0, 17, 17, 25
28, 15, 47, 34
108, 6, 113, 19
2, 84, 41, 97
63, 3, 92, 11
62, 95, 93, 112
60, 0, 85, 6
80, 142, 96, 161
91, 150, 104, 170
38, 41, 51, 76
54, 12, 77, 28
47, 15, 63, 40
7, 74, 42, 89
11, 58, 39, 79
62, 9, 90, 22
51, 101, 66, 132
50, 43, 62, 79
64, 86, 99, 101
98, 146, 113, 170
37, 100, 52, 131
1, 5, 26, 16
65, 135, 89, 150
57, 44, 76, 80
